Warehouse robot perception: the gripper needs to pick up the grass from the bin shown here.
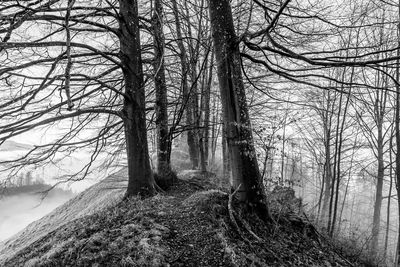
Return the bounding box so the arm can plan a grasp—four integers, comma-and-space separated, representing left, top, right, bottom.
1, 170, 370, 266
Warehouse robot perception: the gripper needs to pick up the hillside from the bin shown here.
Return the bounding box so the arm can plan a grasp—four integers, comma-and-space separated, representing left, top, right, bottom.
0, 170, 366, 266
0, 169, 128, 264
0, 182, 75, 242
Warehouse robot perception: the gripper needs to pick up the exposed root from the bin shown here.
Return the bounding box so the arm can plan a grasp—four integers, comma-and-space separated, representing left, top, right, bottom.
228, 185, 263, 244
234, 211, 262, 242
228, 185, 246, 242
154, 182, 165, 194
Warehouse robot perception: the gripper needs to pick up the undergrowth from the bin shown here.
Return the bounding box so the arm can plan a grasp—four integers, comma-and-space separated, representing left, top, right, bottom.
3, 174, 370, 267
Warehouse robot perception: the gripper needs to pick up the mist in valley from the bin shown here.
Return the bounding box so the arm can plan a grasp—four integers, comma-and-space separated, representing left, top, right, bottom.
0, 191, 74, 242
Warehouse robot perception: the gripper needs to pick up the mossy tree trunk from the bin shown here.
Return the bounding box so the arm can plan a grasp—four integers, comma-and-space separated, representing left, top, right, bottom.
209, 0, 270, 221
119, 0, 155, 197
152, 0, 173, 189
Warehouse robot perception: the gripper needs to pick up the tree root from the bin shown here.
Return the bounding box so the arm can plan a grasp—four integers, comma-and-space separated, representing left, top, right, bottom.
228, 184, 247, 242
234, 211, 262, 242
228, 185, 264, 243
154, 182, 165, 194
226, 187, 283, 263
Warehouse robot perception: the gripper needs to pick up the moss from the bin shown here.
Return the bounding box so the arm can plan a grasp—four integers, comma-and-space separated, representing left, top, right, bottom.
3, 171, 362, 267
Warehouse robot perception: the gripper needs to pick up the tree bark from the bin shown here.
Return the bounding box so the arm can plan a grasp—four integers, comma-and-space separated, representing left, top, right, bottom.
320, 90, 332, 226
395, 4, 400, 262
119, 0, 155, 197
209, 0, 270, 221
152, 0, 173, 189
199, 47, 214, 173
370, 116, 384, 255
222, 124, 231, 185
384, 135, 393, 258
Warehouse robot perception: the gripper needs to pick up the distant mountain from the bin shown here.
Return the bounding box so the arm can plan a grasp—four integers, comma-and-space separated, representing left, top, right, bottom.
0, 140, 33, 151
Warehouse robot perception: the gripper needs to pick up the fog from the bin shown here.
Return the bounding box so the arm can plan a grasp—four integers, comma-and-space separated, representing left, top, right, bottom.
0, 192, 73, 242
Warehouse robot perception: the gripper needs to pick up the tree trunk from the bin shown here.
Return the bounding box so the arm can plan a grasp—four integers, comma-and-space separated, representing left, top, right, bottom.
152, 0, 173, 189
210, 97, 219, 167
119, 0, 155, 197
320, 90, 332, 226
222, 124, 230, 185
370, 118, 384, 255
280, 115, 287, 185
209, 0, 270, 221
199, 48, 214, 173
331, 67, 353, 235
395, 6, 400, 262
384, 136, 393, 258
171, 0, 199, 169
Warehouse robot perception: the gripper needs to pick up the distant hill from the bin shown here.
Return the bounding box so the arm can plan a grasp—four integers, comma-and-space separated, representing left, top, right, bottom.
0, 183, 74, 198
0, 140, 33, 151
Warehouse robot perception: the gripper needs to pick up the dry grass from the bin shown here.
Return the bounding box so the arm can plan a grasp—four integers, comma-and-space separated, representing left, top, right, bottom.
0, 168, 128, 265
1, 171, 367, 267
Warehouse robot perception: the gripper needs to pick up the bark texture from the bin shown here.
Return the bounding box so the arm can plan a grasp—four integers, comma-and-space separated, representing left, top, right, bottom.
152, 0, 173, 189
209, 0, 270, 220
370, 117, 384, 255
119, 0, 155, 197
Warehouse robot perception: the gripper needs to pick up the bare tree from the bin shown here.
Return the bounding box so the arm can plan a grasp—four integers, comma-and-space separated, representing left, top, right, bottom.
0, 0, 156, 197
209, 0, 270, 220
152, 0, 174, 189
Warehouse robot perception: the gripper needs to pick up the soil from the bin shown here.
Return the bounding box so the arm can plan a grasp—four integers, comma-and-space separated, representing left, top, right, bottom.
1, 170, 367, 267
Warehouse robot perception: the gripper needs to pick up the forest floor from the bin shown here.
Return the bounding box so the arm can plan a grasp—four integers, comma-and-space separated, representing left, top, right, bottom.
0, 170, 371, 266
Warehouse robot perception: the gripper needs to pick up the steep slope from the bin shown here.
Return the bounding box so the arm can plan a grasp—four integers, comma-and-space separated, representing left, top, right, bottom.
0, 168, 128, 264
0, 170, 365, 266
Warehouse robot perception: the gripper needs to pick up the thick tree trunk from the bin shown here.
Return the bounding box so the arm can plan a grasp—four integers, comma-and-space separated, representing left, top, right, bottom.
209, 0, 270, 221
119, 0, 155, 197
152, 0, 173, 189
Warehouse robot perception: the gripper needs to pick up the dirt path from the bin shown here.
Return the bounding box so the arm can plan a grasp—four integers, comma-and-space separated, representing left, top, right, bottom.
155, 180, 231, 266
1, 171, 359, 266
2, 171, 233, 266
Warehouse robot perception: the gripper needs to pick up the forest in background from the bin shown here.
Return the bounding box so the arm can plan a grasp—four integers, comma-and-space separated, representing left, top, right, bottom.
1, 0, 400, 265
